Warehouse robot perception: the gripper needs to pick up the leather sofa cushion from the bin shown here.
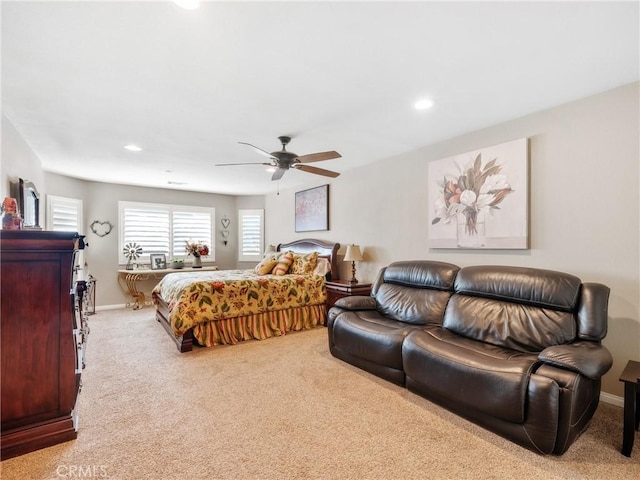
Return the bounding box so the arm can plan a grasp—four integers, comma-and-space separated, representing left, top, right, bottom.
454, 266, 582, 311
380, 260, 459, 290
332, 312, 420, 370
376, 285, 453, 325
374, 261, 459, 325
403, 329, 538, 424
576, 283, 610, 341
443, 295, 576, 353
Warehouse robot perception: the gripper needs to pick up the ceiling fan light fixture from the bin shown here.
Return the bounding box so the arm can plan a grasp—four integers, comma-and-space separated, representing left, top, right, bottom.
414, 98, 434, 110
124, 144, 142, 152
226, 136, 341, 181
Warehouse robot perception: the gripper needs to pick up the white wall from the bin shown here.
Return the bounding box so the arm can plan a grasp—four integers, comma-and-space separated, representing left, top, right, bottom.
265, 82, 640, 396
1, 114, 46, 215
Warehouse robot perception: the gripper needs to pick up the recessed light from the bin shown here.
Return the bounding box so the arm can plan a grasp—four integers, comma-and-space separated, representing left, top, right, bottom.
414, 98, 434, 110
124, 145, 142, 152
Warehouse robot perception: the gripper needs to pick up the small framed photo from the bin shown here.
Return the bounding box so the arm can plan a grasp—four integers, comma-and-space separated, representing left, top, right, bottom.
150, 253, 167, 270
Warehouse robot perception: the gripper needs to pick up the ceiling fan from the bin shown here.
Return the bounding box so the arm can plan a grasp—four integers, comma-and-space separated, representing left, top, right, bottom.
216, 136, 341, 181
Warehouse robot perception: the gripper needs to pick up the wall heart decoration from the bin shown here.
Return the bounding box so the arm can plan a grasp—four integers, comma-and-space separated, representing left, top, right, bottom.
221, 217, 231, 229
90, 220, 113, 237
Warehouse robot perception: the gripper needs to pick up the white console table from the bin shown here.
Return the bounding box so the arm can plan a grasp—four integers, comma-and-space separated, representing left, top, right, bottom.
117, 266, 219, 309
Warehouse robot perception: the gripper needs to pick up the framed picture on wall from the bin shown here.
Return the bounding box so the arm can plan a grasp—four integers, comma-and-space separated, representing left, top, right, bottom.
427, 137, 529, 249
295, 184, 329, 232
150, 253, 167, 270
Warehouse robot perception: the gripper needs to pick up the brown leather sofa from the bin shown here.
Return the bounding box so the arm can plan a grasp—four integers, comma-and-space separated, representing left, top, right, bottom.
327, 260, 613, 455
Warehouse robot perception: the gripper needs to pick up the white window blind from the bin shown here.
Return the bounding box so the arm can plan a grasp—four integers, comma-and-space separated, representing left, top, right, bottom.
172, 210, 211, 258
122, 205, 170, 258
119, 201, 215, 264
47, 195, 85, 276
47, 195, 83, 232
238, 209, 264, 262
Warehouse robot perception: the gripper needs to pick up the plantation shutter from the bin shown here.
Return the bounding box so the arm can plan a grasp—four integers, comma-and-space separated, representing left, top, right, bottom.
119, 201, 215, 264
172, 210, 213, 258
238, 209, 263, 262
47, 195, 85, 276
47, 195, 83, 232
121, 205, 170, 261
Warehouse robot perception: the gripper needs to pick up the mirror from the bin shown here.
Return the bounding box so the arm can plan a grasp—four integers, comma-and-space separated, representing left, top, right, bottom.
10, 178, 41, 229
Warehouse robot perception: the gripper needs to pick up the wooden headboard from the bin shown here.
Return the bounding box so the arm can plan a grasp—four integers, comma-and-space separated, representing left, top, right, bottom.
277, 238, 341, 281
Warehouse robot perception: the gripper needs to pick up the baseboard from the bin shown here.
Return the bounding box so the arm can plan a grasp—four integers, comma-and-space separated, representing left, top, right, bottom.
600, 391, 623, 407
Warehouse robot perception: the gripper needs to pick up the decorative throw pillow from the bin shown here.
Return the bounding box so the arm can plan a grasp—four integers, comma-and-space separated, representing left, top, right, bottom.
254, 254, 279, 275
271, 251, 295, 275
290, 252, 319, 275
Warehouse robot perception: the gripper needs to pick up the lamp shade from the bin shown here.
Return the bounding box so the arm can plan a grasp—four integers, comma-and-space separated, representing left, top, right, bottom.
344, 244, 363, 262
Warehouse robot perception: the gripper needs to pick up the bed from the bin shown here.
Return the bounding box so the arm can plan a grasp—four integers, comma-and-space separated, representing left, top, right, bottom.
152, 238, 340, 352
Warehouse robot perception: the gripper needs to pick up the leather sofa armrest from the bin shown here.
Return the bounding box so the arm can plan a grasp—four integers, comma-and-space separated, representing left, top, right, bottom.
334, 296, 377, 311
538, 341, 613, 379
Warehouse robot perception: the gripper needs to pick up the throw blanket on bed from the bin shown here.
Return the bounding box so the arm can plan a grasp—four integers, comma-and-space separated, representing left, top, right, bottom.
152, 270, 327, 336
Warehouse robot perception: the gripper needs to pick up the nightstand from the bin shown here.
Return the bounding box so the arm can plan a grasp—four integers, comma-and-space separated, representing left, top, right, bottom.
325, 280, 372, 308
619, 360, 640, 456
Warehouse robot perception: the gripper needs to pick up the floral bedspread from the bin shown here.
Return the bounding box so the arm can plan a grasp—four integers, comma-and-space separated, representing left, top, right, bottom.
152, 270, 327, 336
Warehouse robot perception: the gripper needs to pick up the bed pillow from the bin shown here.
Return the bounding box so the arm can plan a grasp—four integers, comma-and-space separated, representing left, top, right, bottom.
312, 257, 331, 277
272, 251, 295, 275
290, 251, 319, 275
254, 253, 279, 275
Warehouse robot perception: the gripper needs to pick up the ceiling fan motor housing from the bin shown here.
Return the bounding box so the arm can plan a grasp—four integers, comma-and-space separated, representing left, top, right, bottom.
272, 136, 297, 167
271, 151, 298, 167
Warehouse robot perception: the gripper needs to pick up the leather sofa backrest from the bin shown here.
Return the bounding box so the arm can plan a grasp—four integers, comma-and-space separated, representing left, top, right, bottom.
443, 265, 609, 352
372, 261, 459, 325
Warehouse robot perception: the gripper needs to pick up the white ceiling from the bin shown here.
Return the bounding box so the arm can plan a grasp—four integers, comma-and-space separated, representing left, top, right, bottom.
2, 1, 638, 196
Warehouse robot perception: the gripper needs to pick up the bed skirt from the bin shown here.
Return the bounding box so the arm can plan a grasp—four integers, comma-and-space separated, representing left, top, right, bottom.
192, 304, 327, 347
153, 289, 327, 351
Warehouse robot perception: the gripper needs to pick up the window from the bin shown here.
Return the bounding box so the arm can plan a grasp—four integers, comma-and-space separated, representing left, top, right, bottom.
47, 195, 83, 232
119, 201, 214, 264
47, 195, 84, 274
238, 209, 264, 262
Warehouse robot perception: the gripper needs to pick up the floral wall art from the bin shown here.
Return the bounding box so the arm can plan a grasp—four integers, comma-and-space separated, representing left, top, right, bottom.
428, 138, 529, 249
295, 184, 329, 232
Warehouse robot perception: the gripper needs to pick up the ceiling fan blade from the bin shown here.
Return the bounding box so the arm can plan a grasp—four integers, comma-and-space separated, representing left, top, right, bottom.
296, 151, 342, 163
271, 167, 287, 181
294, 164, 340, 178
215, 162, 273, 166
238, 142, 277, 160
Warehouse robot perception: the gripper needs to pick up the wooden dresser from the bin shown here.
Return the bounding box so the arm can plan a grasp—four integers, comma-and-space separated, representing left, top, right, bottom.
1, 230, 87, 460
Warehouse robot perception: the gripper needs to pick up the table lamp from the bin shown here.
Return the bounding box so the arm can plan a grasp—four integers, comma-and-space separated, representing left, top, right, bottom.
344, 244, 364, 284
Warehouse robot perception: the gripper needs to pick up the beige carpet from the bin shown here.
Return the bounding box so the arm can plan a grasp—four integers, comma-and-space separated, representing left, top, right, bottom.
1, 308, 638, 480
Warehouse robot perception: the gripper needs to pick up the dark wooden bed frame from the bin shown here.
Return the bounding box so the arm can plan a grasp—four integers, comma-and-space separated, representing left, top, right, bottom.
153, 238, 340, 352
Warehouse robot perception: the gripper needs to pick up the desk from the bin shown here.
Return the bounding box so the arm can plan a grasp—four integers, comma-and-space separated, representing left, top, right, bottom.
619, 360, 640, 457
117, 266, 219, 309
